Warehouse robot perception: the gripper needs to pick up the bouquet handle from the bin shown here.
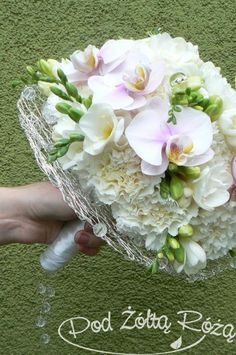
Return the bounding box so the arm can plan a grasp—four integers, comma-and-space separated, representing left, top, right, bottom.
40, 220, 85, 272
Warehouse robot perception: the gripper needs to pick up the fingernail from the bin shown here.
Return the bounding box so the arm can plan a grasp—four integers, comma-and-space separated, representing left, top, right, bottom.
76, 233, 89, 245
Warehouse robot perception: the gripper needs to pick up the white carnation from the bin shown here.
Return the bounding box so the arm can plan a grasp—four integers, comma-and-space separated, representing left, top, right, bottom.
192, 201, 236, 259
112, 192, 199, 251
200, 62, 236, 110
144, 33, 201, 73
77, 140, 159, 205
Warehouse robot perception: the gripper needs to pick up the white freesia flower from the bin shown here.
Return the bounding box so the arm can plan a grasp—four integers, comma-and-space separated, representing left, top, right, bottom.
52, 116, 86, 170
219, 108, 236, 149
79, 103, 124, 155
192, 163, 232, 211
174, 239, 207, 275
71, 45, 99, 73
38, 59, 59, 96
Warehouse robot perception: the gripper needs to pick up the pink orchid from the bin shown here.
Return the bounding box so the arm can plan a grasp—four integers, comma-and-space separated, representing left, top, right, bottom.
88, 60, 165, 110
125, 98, 214, 175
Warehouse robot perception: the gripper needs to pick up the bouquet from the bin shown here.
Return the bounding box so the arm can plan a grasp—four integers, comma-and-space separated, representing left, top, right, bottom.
15, 31, 236, 278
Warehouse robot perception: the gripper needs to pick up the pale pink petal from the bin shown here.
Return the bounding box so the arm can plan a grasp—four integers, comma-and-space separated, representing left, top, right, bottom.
66, 71, 89, 83
125, 109, 167, 165
125, 95, 147, 110
99, 39, 134, 64
88, 76, 133, 109
141, 154, 168, 175
171, 107, 213, 155
144, 61, 165, 94
183, 149, 214, 166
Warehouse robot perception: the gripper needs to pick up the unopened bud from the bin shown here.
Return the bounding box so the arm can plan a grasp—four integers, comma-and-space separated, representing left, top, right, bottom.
205, 104, 221, 122
57, 68, 68, 84
82, 95, 93, 108
69, 133, 85, 142
168, 163, 179, 173
157, 252, 164, 259
26, 66, 35, 76
205, 96, 223, 122
54, 138, 70, 148
56, 145, 69, 158
65, 82, 80, 99
168, 237, 180, 250
209, 95, 223, 110
47, 153, 58, 163
55, 102, 72, 114
165, 250, 175, 263
50, 86, 71, 101
160, 179, 170, 200
178, 224, 193, 238
68, 107, 84, 122
170, 175, 184, 200
229, 248, 236, 257
174, 245, 185, 264
37, 59, 53, 76
180, 166, 201, 180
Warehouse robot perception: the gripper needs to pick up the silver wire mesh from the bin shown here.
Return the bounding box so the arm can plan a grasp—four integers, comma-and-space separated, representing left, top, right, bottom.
17, 86, 235, 281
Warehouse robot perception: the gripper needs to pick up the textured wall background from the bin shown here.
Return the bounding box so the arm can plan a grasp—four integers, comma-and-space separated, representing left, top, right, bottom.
0, 0, 236, 354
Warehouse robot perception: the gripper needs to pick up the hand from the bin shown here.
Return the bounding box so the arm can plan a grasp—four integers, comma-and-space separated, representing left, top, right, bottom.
0, 181, 105, 256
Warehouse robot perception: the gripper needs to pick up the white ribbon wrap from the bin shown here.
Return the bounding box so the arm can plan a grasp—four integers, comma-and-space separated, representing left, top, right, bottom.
40, 220, 85, 272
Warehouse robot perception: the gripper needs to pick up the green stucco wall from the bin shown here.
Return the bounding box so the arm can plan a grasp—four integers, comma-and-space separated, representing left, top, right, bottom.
0, 1, 236, 354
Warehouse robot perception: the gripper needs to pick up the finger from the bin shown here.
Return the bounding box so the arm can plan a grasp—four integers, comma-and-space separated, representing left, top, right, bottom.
78, 245, 100, 256
74, 231, 106, 248
84, 222, 93, 233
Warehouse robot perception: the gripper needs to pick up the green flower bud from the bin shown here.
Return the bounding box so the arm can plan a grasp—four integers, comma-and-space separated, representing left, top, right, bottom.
57, 68, 68, 84
229, 248, 236, 257
157, 252, 164, 259
55, 102, 72, 114
68, 107, 84, 122
168, 237, 180, 250
171, 93, 189, 105
47, 153, 58, 163
160, 179, 170, 199
56, 145, 69, 158
180, 166, 201, 180
65, 82, 80, 100
82, 95, 93, 108
170, 175, 184, 200
194, 105, 204, 111
178, 224, 193, 238
209, 95, 223, 110
69, 133, 85, 142
205, 104, 221, 122
38, 75, 58, 83
146, 260, 158, 274
50, 86, 71, 101
11, 79, 23, 88
174, 245, 185, 264
168, 163, 179, 173
54, 138, 70, 148
26, 65, 36, 76
198, 97, 209, 110
37, 59, 53, 76
165, 249, 175, 262
48, 146, 58, 154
